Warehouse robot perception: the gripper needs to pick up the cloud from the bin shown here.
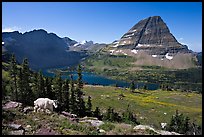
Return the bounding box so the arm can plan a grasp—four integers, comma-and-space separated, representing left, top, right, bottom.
2, 26, 21, 32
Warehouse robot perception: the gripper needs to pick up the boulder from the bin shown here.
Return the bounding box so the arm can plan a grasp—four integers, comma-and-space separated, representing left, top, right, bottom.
79, 119, 104, 127
9, 130, 25, 135
7, 124, 24, 130
23, 106, 33, 113
133, 125, 182, 135
3, 101, 22, 110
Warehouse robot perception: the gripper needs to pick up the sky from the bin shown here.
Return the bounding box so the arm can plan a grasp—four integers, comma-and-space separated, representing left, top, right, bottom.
2, 2, 202, 52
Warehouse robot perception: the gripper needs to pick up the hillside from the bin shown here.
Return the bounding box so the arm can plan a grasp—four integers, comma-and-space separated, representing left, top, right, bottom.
2, 84, 202, 135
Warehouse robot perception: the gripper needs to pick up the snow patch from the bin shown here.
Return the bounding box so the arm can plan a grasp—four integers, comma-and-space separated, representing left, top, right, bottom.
124, 33, 134, 38
131, 49, 138, 54
137, 44, 151, 47
165, 53, 173, 60
152, 55, 157, 58
112, 43, 119, 47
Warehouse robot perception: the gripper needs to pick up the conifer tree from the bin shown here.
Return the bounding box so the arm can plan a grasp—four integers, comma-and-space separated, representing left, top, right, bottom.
86, 96, 92, 116
76, 64, 86, 117
69, 75, 77, 114
21, 58, 34, 105
93, 107, 102, 120
62, 79, 70, 112
53, 72, 63, 111
9, 54, 18, 101
37, 70, 45, 98
104, 107, 112, 121
31, 72, 39, 99
130, 81, 135, 92
17, 68, 23, 102
47, 77, 55, 100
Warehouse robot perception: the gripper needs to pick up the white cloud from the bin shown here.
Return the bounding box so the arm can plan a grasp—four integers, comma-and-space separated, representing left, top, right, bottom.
2, 26, 21, 32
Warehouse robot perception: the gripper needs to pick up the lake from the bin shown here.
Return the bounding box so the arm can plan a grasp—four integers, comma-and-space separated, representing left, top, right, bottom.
42, 69, 159, 90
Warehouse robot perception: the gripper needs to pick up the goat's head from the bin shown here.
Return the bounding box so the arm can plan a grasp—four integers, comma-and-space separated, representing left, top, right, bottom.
53, 100, 58, 108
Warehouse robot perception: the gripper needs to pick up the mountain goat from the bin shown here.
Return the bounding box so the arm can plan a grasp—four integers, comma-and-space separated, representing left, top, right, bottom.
34, 98, 58, 113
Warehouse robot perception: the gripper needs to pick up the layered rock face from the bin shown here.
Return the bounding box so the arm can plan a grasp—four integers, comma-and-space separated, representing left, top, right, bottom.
116, 16, 189, 55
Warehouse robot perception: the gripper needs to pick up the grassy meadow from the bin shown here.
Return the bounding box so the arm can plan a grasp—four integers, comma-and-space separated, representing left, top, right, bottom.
83, 85, 202, 129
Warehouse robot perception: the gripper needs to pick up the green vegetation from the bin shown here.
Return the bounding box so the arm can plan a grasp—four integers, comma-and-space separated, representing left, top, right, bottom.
83, 85, 202, 128
2, 54, 202, 135
167, 110, 201, 135
82, 53, 202, 93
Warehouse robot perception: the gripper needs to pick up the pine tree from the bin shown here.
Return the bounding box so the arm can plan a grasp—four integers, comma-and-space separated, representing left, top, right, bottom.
76, 64, 86, 117
21, 58, 34, 105
130, 81, 135, 92
53, 72, 63, 111
93, 107, 102, 120
77, 64, 83, 89
31, 72, 38, 99
104, 107, 112, 121
62, 79, 70, 112
37, 70, 45, 98
17, 68, 23, 102
9, 54, 18, 101
86, 96, 92, 117
69, 75, 77, 114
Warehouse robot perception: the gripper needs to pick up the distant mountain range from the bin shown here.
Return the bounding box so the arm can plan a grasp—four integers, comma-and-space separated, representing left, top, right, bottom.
2, 16, 201, 70
2, 29, 106, 70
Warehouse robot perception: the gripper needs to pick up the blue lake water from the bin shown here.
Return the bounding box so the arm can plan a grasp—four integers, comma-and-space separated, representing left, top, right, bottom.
42, 69, 159, 90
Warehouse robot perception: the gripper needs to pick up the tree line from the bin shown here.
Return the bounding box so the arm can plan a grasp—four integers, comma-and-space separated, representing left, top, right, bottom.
3, 54, 140, 125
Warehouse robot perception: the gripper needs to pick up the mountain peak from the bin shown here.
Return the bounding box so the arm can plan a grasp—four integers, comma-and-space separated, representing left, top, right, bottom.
116, 16, 189, 54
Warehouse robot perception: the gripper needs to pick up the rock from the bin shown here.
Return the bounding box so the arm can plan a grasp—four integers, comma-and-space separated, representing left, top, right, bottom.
81, 116, 98, 120
133, 125, 181, 135
23, 106, 33, 113
99, 129, 106, 133
79, 119, 104, 127
157, 130, 181, 135
3, 101, 22, 110
8, 124, 24, 130
61, 111, 77, 118
24, 125, 32, 131
133, 125, 156, 132
9, 130, 25, 135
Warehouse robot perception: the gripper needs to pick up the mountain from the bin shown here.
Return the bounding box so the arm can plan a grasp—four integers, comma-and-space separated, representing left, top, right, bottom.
68, 40, 107, 53
86, 16, 199, 70
115, 16, 189, 55
2, 29, 87, 70
196, 52, 202, 66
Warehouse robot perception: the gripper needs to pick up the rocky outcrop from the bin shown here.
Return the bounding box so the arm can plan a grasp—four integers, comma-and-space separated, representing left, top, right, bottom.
133, 125, 182, 135
3, 101, 22, 110
116, 16, 189, 55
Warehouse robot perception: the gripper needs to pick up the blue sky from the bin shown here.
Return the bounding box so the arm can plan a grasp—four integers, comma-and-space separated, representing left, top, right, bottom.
2, 2, 202, 52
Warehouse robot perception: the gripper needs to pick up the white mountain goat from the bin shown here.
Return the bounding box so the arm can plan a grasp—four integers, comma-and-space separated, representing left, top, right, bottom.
34, 98, 58, 113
